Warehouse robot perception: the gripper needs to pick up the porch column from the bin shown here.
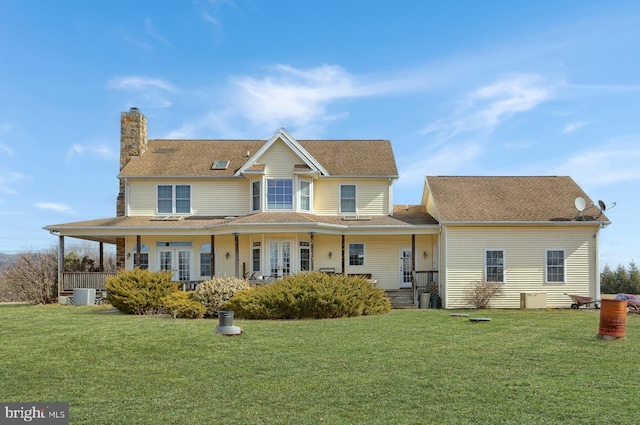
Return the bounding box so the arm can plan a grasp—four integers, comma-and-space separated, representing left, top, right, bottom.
57, 235, 64, 299
234, 233, 240, 278
411, 234, 416, 273
99, 242, 104, 272
135, 235, 141, 269
210, 235, 215, 278
309, 232, 315, 271
341, 235, 345, 276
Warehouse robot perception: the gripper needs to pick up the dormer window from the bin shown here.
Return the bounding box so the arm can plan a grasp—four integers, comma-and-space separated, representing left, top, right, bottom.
211, 160, 230, 170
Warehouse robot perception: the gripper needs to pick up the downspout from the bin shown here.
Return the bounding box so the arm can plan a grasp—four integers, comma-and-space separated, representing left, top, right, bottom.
595, 226, 601, 301
443, 225, 448, 309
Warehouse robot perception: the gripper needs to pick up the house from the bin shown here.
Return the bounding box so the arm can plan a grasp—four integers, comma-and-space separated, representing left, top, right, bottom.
423, 176, 609, 308
44, 108, 609, 308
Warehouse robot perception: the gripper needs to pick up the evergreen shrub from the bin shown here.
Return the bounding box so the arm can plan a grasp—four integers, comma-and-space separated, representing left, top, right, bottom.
105, 268, 178, 315
192, 276, 251, 317
225, 272, 391, 319
161, 292, 206, 319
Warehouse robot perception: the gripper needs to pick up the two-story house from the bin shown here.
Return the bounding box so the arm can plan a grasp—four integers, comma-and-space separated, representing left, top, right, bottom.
45, 108, 609, 309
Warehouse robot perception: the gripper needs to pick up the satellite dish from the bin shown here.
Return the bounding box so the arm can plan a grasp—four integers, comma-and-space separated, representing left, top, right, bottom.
574, 197, 586, 212
598, 200, 606, 211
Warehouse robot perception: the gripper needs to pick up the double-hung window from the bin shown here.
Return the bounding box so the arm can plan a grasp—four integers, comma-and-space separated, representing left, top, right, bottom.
485, 249, 504, 282
267, 179, 293, 210
200, 243, 212, 278
132, 244, 149, 269
340, 184, 356, 214
299, 180, 311, 212
349, 243, 365, 266
546, 249, 565, 283
252, 180, 261, 212
299, 241, 311, 271
157, 185, 191, 214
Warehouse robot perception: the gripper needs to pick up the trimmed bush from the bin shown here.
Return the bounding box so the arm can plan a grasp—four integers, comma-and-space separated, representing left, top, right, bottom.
226, 272, 391, 319
161, 292, 206, 319
105, 268, 178, 315
192, 276, 251, 317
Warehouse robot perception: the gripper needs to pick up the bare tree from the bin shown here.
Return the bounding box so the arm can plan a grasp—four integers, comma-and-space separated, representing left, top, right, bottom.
0, 247, 58, 304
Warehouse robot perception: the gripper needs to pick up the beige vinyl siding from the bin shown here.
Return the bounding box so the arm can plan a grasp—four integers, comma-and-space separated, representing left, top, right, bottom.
443, 226, 597, 309
127, 179, 248, 216
259, 139, 301, 178
313, 179, 390, 216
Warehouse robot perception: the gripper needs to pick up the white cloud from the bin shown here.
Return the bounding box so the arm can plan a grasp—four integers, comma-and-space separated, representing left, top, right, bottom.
552, 139, 640, 186
35, 202, 72, 212
107, 76, 175, 109
421, 74, 553, 141
0, 143, 14, 157
0, 171, 25, 194
562, 121, 588, 134
66, 143, 116, 161
145, 18, 170, 45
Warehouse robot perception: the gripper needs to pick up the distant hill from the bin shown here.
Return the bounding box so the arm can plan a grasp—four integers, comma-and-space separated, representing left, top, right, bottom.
0, 253, 20, 268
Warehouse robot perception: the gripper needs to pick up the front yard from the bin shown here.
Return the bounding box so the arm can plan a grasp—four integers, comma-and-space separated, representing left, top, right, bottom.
0, 304, 638, 424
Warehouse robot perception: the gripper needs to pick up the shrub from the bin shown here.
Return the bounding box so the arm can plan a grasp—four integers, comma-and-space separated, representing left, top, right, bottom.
161, 292, 206, 319
226, 272, 391, 319
192, 276, 251, 317
106, 268, 178, 315
465, 280, 503, 309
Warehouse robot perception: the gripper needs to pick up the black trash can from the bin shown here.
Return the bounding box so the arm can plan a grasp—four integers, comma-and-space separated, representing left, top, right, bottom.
430, 295, 441, 309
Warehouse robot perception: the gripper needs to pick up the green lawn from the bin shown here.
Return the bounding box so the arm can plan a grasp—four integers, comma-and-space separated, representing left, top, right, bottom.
1, 304, 638, 424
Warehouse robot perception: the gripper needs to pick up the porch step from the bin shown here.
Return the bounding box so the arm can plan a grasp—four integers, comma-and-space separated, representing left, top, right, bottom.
385, 289, 416, 309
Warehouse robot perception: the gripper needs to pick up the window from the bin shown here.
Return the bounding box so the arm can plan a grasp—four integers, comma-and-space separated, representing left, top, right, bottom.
157, 185, 191, 214
132, 244, 149, 269
300, 241, 310, 271
252, 242, 261, 274
299, 180, 311, 212
485, 250, 504, 282
267, 179, 293, 210
340, 185, 356, 213
349, 243, 365, 266
546, 249, 565, 283
200, 243, 212, 278
252, 180, 261, 212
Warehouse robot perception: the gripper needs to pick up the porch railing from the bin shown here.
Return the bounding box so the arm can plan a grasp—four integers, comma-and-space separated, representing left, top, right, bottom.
412, 270, 439, 307
62, 272, 116, 291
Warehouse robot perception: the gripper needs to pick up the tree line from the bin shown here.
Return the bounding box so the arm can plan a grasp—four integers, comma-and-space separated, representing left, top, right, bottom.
600, 261, 640, 295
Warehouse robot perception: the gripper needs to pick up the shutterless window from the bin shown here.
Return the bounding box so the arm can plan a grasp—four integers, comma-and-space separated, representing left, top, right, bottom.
200, 243, 212, 278
485, 250, 504, 282
252, 242, 261, 274
340, 185, 356, 213
300, 241, 310, 271
546, 249, 565, 283
252, 180, 261, 212
157, 185, 191, 214
299, 180, 311, 212
133, 244, 149, 270
349, 243, 365, 266
267, 179, 293, 210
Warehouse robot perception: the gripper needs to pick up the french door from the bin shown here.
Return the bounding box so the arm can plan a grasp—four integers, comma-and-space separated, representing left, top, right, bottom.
158, 248, 192, 282
267, 239, 292, 278
399, 248, 413, 288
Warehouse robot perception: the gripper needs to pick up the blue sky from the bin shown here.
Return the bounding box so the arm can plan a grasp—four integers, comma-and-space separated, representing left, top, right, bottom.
1, 1, 639, 268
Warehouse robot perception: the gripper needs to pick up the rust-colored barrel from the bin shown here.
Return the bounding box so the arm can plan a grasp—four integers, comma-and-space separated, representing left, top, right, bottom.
598, 299, 627, 340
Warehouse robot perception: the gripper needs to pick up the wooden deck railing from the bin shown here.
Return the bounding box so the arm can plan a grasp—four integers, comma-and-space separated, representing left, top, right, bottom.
62, 272, 116, 291
412, 270, 439, 307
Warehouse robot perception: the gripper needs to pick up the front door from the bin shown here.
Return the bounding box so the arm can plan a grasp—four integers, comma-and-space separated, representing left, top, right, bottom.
268, 240, 292, 278
158, 248, 192, 282
399, 248, 412, 288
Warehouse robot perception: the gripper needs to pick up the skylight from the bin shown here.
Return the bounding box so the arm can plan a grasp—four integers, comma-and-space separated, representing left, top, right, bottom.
211, 160, 230, 170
